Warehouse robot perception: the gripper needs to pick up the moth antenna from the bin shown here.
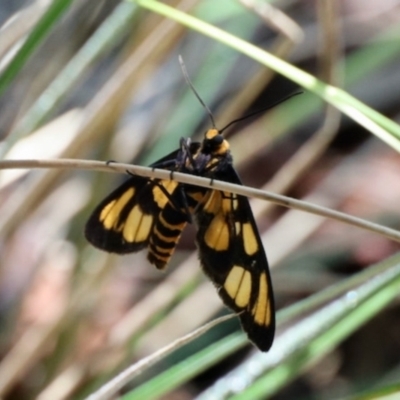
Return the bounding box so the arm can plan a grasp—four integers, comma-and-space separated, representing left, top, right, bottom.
220, 91, 303, 134
179, 55, 217, 129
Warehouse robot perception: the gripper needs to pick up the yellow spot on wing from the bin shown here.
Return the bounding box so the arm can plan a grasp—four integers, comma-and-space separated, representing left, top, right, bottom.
202, 191, 222, 214
100, 188, 134, 229
235, 269, 251, 307
222, 198, 232, 213
224, 265, 252, 308
235, 222, 241, 235
242, 223, 258, 256
123, 205, 153, 242
224, 265, 244, 298
99, 201, 115, 224
204, 213, 229, 251
252, 272, 270, 325
221, 192, 238, 213
231, 198, 239, 211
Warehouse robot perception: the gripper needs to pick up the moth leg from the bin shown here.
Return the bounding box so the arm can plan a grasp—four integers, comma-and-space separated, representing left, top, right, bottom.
179, 137, 199, 173
151, 159, 177, 169
176, 184, 193, 224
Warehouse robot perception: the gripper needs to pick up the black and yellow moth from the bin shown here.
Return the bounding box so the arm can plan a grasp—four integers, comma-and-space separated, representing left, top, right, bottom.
85, 62, 276, 351
85, 130, 275, 352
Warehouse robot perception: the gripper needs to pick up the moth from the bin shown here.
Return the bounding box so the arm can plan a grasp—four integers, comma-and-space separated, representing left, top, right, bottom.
85, 61, 277, 351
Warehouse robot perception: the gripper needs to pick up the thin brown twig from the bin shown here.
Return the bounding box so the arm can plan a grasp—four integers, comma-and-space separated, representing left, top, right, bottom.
0, 158, 399, 242
85, 314, 236, 400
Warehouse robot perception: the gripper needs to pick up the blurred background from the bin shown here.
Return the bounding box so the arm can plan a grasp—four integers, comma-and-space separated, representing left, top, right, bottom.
0, 0, 400, 399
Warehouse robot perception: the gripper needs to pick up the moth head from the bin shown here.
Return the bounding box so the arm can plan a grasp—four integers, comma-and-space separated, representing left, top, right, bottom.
203, 128, 230, 155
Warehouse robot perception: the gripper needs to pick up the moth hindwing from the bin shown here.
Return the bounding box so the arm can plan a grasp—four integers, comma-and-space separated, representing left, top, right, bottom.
85, 133, 275, 352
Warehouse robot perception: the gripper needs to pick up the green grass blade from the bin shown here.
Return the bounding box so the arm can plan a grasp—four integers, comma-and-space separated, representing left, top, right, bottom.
198, 253, 400, 399
6, 1, 138, 153
122, 333, 244, 400
0, 0, 75, 96
109, 253, 400, 400
132, 0, 400, 151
